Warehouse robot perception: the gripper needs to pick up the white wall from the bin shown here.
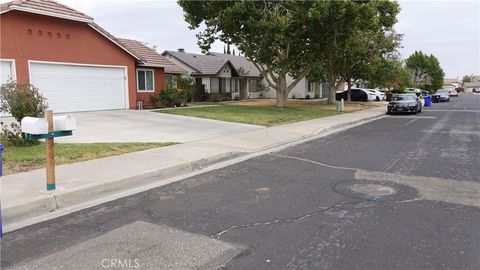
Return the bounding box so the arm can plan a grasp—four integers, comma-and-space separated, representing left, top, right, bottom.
218, 64, 232, 78
201, 77, 211, 93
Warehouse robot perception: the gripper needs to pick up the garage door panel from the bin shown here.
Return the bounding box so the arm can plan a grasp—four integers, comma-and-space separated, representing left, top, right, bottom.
30, 63, 127, 113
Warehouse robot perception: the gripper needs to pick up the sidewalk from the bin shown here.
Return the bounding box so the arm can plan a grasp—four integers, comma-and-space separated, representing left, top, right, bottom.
1, 107, 385, 232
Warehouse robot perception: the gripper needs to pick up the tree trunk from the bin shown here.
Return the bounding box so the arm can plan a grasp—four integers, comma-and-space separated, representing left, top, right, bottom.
275, 74, 288, 108
347, 80, 352, 102
327, 73, 337, 104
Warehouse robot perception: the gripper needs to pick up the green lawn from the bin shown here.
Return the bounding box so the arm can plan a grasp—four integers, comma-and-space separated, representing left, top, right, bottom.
156, 105, 340, 126
2, 142, 176, 175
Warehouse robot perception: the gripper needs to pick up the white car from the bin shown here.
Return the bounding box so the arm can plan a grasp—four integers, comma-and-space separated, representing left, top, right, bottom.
366, 89, 385, 101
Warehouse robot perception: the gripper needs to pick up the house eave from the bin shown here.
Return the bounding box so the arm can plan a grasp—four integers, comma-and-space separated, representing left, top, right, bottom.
4, 6, 94, 23
138, 63, 173, 68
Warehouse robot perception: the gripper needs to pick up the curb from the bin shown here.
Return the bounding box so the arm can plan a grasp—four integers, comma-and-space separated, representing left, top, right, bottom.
2, 151, 244, 230
3, 110, 386, 232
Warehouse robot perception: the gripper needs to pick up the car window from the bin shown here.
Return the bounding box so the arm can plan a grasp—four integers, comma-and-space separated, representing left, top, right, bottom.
393, 95, 415, 101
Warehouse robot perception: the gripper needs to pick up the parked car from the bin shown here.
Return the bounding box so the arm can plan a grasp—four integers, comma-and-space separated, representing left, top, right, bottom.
387, 94, 422, 114
367, 89, 385, 101
335, 88, 375, 102
449, 90, 458, 97
434, 89, 450, 102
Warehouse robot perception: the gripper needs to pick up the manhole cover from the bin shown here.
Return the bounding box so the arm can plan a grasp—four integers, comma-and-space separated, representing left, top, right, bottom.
350, 184, 396, 196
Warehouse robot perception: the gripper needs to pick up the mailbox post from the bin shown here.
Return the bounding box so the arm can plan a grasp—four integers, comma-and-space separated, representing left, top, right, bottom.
45, 110, 56, 190
21, 110, 76, 191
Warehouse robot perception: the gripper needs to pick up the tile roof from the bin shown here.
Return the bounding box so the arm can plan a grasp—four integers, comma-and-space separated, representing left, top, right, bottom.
163, 51, 232, 76
165, 64, 188, 75
118, 38, 173, 67
207, 52, 262, 77
0, 0, 93, 21
463, 82, 480, 87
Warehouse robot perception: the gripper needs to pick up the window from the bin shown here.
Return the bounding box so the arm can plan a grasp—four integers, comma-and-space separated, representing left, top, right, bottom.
308, 80, 315, 92
165, 74, 177, 88
210, 77, 219, 93
249, 79, 258, 92
137, 69, 154, 92
231, 78, 239, 93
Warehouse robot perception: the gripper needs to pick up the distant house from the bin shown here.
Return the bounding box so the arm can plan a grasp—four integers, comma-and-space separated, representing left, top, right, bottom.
162, 49, 325, 101
443, 78, 460, 89
462, 82, 480, 93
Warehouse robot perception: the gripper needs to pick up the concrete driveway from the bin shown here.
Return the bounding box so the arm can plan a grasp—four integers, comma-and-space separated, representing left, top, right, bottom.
46, 110, 264, 143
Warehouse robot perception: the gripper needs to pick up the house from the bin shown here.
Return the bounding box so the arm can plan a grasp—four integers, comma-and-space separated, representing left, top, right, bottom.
162, 49, 325, 101
442, 78, 460, 89
0, 0, 173, 113
462, 82, 480, 93
117, 38, 186, 107
162, 49, 243, 101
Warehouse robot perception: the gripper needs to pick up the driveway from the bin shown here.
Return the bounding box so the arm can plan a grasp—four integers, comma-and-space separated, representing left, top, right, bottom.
48, 110, 264, 143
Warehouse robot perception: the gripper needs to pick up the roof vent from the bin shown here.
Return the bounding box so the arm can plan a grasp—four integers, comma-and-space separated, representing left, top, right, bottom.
178, 48, 185, 53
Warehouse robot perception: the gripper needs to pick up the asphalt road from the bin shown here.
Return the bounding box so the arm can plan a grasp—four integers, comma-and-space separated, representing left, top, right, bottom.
2, 94, 479, 270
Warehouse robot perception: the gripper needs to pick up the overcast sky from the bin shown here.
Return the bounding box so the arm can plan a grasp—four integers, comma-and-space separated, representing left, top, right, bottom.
3, 0, 479, 78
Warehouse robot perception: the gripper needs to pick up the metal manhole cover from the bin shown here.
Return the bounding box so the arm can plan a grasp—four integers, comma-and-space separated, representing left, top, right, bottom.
350, 184, 396, 196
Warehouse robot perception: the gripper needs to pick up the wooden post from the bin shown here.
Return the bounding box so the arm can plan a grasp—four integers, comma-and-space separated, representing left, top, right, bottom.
45, 110, 56, 191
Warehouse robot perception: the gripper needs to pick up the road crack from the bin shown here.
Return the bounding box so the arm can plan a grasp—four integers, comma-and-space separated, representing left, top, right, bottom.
211, 201, 348, 239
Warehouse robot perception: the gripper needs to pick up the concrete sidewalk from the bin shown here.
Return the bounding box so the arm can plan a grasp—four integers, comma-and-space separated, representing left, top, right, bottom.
1, 107, 385, 232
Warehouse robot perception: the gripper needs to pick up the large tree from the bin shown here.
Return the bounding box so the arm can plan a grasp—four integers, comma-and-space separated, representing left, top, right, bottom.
405, 51, 445, 91
368, 57, 412, 92
309, 0, 400, 103
178, 0, 315, 107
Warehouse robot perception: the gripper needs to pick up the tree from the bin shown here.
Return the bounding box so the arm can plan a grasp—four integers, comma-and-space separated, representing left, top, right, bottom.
178, 0, 315, 107
340, 31, 401, 101
226, 43, 231, 54
309, 0, 400, 103
368, 57, 412, 92
462, 75, 472, 83
405, 51, 445, 91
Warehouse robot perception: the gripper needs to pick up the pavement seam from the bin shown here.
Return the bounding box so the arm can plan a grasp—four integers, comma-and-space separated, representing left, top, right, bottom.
211, 201, 349, 239
268, 154, 480, 208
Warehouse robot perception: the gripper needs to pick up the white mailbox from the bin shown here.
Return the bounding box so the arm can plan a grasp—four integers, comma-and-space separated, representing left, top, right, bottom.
21, 117, 48, 135
53, 115, 76, 131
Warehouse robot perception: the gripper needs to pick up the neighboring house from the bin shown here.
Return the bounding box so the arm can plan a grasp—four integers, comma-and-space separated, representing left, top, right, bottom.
162, 49, 242, 101
164, 63, 188, 89
443, 78, 460, 89
0, 0, 173, 113
163, 49, 324, 101
462, 82, 480, 93
117, 38, 183, 107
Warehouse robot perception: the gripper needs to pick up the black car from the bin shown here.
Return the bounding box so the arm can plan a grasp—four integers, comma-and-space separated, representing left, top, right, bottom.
387, 94, 422, 114
335, 88, 370, 102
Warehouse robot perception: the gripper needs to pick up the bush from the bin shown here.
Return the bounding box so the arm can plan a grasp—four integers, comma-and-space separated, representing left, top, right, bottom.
0, 81, 48, 145
0, 121, 38, 146
208, 93, 224, 102
0, 81, 48, 122
159, 88, 181, 107
150, 95, 162, 108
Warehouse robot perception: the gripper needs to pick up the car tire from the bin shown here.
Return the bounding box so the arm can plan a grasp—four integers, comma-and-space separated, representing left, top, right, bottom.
376, 96, 380, 101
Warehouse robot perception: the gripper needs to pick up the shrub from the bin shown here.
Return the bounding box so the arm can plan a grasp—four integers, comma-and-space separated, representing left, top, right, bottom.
208, 93, 224, 102
150, 95, 162, 108
157, 88, 177, 107
0, 81, 48, 122
0, 81, 48, 145
0, 121, 38, 146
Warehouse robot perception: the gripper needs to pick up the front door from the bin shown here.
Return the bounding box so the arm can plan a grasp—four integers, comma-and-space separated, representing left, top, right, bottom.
194, 78, 205, 101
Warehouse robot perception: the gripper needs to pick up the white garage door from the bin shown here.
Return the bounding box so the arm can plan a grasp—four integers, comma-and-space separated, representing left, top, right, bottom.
30, 62, 127, 113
